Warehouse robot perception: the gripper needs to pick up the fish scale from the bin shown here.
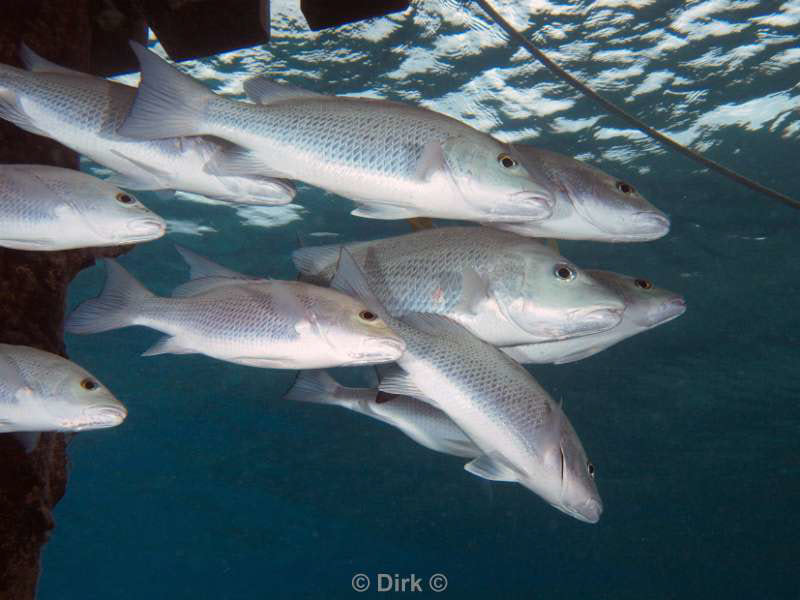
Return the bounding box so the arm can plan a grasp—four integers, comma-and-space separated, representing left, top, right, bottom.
0, 55, 295, 205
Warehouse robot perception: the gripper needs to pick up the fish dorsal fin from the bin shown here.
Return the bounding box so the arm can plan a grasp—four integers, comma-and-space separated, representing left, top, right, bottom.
291, 244, 342, 278
174, 245, 249, 280
171, 277, 253, 298
243, 76, 326, 105
378, 371, 438, 408
19, 44, 92, 78
464, 453, 519, 482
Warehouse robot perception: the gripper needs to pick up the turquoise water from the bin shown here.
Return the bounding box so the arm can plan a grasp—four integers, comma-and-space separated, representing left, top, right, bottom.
40, 1, 799, 598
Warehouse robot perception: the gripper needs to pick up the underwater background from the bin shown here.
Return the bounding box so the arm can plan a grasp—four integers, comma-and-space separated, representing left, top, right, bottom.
39, 0, 799, 598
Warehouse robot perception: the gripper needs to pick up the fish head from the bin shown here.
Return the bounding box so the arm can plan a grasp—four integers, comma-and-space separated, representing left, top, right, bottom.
588, 270, 687, 330
44, 366, 127, 431
68, 183, 166, 244
516, 404, 602, 524
440, 137, 555, 221
321, 296, 406, 366
489, 244, 625, 340
520, 147, 669, 241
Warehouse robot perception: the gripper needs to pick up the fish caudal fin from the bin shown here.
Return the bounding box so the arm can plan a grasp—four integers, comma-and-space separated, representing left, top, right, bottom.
283, 370, 345, 406
118, 42, 215, 140
65, 259, 154, 334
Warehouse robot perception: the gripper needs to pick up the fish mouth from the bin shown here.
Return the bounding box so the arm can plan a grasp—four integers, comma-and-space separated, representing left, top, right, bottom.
555, 497, 603, 524
566, 307, 624, 336
346, 337, 406, 365
66, 405, 127, 431
645, 297, 687, 327
486, 190, 555, 222
597, 211, 670, 241
124, 217, 167, 241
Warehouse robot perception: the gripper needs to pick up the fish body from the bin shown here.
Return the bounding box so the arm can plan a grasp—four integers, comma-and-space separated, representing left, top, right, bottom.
0, 343, 126, 433
292, 227, 625, 345
487, 146, 670, 241
65, 257, 404, 369
284, 370, 479, 458
503, 270, 686, 364
119, 43, 556, 223
0, 164, 165, 250
0, 47, 295, 205
334, 250, 602, 523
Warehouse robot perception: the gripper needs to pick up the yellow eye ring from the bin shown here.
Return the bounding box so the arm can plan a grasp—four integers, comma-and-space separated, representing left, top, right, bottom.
359, 310, 377, 322
116, 192, 135, 204
80, 378, 99, 391
634, 278, 652, 290
497, 153, 517, 169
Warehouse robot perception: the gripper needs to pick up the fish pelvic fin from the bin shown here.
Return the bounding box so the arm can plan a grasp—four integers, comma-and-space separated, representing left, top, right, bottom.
65, 259, 153, 334
118, 42, 215, 140
283, 370, 344, 406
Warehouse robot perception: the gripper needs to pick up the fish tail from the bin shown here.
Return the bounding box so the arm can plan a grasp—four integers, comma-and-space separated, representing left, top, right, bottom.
283, 370, 348, 406
65, 259, 154, 334
118, 42, 215, 140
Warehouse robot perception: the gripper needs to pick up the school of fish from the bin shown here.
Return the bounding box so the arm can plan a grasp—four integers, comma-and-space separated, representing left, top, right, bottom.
0, 41, 685, 523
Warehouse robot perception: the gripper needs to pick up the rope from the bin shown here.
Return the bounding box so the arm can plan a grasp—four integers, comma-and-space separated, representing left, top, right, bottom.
473, 0, 800, 210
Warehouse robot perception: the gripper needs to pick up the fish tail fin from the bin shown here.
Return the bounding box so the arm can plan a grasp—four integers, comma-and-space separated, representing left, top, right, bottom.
283, 370, 348, 407
65, 259, 153, 334
118, 42, 215, 140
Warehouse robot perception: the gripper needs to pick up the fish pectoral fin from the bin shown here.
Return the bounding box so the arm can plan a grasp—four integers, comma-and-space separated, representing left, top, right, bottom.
203, 146, 288, 178
107, 150, 173, 189
0, 89, 49, 136
378, 372, 438, 408
413, 139, 447, 181
464, 454, 519, 482
455, 268, 491, 316
243, 76, 326, 105
141, 336, 196, 356
351, 203, 420, 220
13, 431, 41, 453
174, 244, 249, 280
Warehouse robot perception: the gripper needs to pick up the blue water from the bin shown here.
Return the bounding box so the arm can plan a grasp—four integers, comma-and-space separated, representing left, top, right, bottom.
39, 2, 799, 598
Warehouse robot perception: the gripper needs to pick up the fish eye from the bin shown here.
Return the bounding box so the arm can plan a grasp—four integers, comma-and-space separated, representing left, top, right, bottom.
634, 278, 653, 290
497, 153, 517, 169
359, 310, 377, 322
116, 193, 135, 205
587, 462, 596, 479
80, 378, 99, 391
554, 264, 576, 281
615, 181, 635, 194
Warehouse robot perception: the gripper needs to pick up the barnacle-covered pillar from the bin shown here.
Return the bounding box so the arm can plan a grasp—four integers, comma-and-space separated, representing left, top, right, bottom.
0, 3, 128, 598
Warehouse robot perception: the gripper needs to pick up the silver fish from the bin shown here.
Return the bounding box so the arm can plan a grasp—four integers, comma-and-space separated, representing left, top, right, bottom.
0, 164, 165, 250
503, 270, 686, 364
0, 45, 295, 205
64, 257, 405, 369
118, 43, 556, 223
0, 343, 126, 436
292, 227, 625, 345
487, 146, 670, 241
284, 369, 479, 458
333, 249, 602, 523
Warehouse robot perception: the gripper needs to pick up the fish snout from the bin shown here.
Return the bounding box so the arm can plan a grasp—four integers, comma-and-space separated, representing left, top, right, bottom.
647, 296, 687, 326
126, 217, 167, 241
628, 211, 670, 239
568, 307, 624, 335
351, 336, 406, 364
575, 497, 603, 524
71, 404, 128, 431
